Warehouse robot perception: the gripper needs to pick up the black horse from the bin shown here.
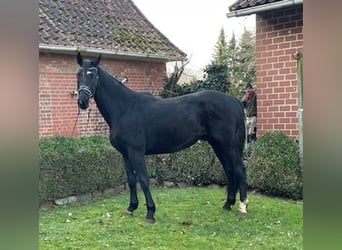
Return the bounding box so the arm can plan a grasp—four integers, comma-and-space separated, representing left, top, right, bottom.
76, 53, 248, 223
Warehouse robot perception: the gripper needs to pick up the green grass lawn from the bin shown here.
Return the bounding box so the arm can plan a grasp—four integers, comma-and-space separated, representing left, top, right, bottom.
39, 186, 303, 249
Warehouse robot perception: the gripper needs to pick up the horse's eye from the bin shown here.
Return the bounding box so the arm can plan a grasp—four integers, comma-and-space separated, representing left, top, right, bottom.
77, 68, 83, 76
86, 69, 97, 78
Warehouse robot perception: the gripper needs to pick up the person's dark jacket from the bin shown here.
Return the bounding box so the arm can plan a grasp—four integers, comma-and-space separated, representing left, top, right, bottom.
241, 92, 257, 117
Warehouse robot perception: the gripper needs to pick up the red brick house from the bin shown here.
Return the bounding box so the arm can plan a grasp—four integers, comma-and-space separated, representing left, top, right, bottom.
39, 0, 186, 137
227, 0, 303, 138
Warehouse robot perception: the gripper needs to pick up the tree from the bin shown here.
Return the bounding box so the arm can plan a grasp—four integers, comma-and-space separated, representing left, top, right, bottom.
160, 59, 189, 98
223, 29, 256, 98
161, 28, 256, 98
203, 64, 230, 93
206, 27, 231, 94
237, 28, 256, 86
212, 27, 229, 66
161, 63, 229, 97
226, 32, 241, 97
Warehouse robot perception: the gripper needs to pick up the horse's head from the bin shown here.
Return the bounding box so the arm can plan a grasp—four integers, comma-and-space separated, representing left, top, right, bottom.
76, 52, 102, 109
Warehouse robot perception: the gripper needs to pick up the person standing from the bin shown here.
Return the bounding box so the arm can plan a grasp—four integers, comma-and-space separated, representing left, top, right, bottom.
241, 83, 257, 144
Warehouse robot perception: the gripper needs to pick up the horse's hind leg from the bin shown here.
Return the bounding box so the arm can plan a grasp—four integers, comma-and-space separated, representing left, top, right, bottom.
235, 157, 249, 213
225, 148, 248, 213
210, 144, 238, 211
211, 143, 248, 213
224, 168, 238, 211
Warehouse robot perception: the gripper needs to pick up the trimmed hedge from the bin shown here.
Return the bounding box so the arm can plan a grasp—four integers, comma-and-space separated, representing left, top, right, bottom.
39, 136, 226, 204
39, 132, 303, 204
246, 131, 303, 199
147, 141, 225, 186
39, 136, 126, 204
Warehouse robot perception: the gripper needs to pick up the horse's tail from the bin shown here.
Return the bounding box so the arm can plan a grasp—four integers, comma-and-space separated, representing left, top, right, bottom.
237, 100, 246, 158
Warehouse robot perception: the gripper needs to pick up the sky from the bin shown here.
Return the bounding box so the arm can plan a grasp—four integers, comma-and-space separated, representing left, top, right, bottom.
133, 0, 256, 72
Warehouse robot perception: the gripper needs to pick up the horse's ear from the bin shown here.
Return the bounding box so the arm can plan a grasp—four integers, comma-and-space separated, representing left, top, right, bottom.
77, 52, 83, 66
93, 54, 102, 67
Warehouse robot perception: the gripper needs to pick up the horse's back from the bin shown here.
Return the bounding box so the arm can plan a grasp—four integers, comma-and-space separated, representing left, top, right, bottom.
194, 90, 245, 121
139, 89, 244, 132
137, 90, 244, 154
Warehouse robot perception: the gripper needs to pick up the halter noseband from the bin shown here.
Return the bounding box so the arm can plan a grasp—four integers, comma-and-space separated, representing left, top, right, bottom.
78, 85, 93, 98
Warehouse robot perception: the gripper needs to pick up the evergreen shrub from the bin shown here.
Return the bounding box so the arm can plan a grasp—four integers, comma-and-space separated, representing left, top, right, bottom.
39, 136, 226, 204
246, 131, 303, 199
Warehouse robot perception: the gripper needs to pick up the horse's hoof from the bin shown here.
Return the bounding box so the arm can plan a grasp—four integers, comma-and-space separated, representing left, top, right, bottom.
236, 210, 248, 215
125, 210, 133, 216
223, 203, 232, 211
244, 199, 249, 206
237, 200, 249, 214
145, 218, 155, 224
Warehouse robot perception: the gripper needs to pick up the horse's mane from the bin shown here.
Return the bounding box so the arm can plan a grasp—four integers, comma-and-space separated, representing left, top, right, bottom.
98, 66, 125, 86
97, 65, 157, 100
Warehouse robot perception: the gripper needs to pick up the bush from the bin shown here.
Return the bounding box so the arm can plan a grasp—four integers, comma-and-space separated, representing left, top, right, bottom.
147, 141, 226, 186
39, 136, 126, 204
161, 63, 229, 97
39, 136, 227, 204
246, 131, 303, 199
39, 132, 303, 205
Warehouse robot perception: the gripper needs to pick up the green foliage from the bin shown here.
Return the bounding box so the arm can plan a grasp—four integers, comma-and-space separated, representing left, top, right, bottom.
162, 63, 230, 97
147, 141, 225, 186
162, 29, 256, 99
160, 60, 189, 98
39, 132, 303, 204
210, 29, 256, 99
39, 136, 126, 204
226, 33, 239, 83
39, 136, 227, 204
238, 28, 256, 85
212, 27, 229, 66
203, 64, 230, 93
246, 131, 303, 199
184, 64, 229, 94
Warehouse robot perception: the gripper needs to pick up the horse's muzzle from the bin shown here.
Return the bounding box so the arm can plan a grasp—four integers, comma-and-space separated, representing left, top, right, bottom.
78, 99, 89, 110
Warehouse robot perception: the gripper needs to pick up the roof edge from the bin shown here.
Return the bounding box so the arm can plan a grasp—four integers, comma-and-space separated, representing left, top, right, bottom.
39, 44, 186, 62
129, 0, 187, 59
227, 0, 303, 18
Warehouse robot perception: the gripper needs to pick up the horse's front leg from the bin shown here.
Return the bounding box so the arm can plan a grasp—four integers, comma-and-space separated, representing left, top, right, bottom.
126, 148, 156, 223
123, 156, 139, 214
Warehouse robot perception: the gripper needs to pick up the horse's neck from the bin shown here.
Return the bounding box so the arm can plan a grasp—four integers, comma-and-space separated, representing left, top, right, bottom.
94, 72, 135, 128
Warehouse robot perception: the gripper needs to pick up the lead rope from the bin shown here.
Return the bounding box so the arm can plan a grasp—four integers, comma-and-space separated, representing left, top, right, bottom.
72, 0, 81, 137
71, 102, 92, 136
87, 100, 93, 122
71, 107, 81, 136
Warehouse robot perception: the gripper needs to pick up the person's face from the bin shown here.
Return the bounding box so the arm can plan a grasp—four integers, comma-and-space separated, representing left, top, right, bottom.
245, 87, 253, 95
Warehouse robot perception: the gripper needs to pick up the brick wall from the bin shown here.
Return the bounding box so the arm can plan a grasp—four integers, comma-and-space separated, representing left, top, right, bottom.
256, 5, 303, 138
39, 52, 166, 137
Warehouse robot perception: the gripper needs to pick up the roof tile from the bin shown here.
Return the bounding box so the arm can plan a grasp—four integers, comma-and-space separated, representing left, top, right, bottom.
229, 0, 284, 11
39, 0, 186, 60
